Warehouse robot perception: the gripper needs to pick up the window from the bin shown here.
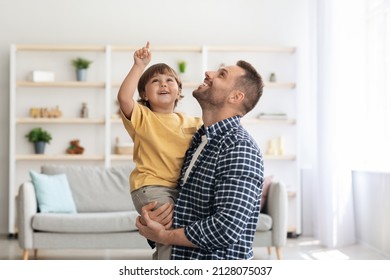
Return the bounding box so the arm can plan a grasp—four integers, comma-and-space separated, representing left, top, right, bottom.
364, 0, 390, 170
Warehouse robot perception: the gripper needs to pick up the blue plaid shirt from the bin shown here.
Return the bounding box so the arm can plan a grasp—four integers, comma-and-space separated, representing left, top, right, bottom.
171, 116, 264, 260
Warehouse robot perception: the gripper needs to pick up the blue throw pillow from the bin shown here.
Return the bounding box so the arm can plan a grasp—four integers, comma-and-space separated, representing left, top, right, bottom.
29, 171, 77, 213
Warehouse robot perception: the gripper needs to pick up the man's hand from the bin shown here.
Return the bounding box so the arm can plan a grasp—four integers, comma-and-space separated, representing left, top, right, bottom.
136, 204, 168, 244
138, 201, 174, 230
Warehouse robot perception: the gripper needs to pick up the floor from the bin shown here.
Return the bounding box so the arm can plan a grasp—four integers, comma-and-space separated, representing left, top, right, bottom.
0, 235, 388, 260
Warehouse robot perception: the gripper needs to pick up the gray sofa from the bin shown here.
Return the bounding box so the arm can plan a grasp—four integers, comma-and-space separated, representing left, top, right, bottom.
17, 164, 149, 260
253, 181, 288, 259
17, 164, 287, 260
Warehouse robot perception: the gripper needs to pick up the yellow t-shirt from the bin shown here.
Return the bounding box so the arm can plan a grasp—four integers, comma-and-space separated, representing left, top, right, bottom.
121, 102, 202, 192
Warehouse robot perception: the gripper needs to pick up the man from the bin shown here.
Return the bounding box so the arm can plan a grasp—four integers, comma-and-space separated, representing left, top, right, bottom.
136, 60, 264, 260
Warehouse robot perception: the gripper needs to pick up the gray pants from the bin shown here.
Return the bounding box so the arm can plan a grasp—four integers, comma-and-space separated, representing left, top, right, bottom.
131, 185, 178, 260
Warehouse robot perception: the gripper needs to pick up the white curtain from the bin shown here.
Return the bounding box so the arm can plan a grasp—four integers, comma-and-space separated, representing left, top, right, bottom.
313, 0, 366, 247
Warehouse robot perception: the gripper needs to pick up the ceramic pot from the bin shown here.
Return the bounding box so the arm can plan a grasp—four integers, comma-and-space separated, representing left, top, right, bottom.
76, 69, 87, 81
34, 141, 46, 154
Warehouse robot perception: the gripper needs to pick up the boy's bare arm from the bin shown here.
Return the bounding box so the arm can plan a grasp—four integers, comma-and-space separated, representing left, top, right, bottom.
117, 41, 151, 119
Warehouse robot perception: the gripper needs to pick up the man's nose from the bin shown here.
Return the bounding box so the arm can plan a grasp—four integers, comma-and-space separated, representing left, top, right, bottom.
205, 71, 213, 79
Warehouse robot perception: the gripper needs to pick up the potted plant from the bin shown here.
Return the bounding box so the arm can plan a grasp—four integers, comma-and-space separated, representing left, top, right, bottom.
178, 60, 187, 81
25, 127, 52, 154
72, 57, 93, 81
178, 60, 187, 74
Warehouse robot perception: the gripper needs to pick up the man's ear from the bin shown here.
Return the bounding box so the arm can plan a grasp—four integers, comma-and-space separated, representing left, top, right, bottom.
228, 90, 245, 104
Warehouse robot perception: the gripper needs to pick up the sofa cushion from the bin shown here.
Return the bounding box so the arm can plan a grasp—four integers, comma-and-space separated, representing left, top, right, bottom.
256, 213, 273, 231
32, 211, 139, 233
29, 171, 77, 214
41, 164, 135, 213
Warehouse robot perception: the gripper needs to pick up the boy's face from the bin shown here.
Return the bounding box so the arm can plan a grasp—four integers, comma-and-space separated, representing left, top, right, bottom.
143, 72, 181, 111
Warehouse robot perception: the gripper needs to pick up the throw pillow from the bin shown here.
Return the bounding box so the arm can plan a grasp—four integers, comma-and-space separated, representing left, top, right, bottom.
29, 170, 77, 213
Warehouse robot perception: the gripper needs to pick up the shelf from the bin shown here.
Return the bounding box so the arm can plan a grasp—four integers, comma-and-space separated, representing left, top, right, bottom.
264, 82, 296, 89
242, 118, 296, 125
16, 118, 105, 124
111, 154, 133, 160
15, 154, 104, 161
111, 45, 202, 52
112, 45, 296, 53
288, 226, 297, 234
264, 155, 296, 161
15, 45, 105, 52
207, 46, 296, 53
111, 117, 122, 123
9, 43, 300, 236
16, 81, 105, 88
288, 191, 297, 198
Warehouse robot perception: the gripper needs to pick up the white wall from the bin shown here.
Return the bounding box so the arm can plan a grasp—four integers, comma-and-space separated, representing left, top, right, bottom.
0, 0, 314, 234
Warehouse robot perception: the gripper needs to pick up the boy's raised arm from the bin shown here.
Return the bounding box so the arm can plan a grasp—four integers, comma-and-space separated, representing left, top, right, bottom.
117, 41, 151, 119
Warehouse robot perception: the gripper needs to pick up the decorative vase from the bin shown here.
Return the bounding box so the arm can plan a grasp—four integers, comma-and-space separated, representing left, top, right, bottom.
76, 69, 87, 81
34, 141, 46, 154
269, 72, 276, 82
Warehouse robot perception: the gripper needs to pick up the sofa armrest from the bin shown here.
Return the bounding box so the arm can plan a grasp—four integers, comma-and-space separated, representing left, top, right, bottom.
17, 181, 38, 249
265, 181, 288, 246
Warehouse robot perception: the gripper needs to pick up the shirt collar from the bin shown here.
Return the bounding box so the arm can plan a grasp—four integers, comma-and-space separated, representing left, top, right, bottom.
203, 115, 241, 140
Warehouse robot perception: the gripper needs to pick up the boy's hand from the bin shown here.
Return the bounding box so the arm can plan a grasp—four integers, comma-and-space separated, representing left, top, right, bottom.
134, 41, 151, 67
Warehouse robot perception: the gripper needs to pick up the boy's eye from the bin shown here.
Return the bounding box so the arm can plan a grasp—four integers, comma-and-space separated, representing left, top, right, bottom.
167, 78, 174, 82
151, 78, 159, 83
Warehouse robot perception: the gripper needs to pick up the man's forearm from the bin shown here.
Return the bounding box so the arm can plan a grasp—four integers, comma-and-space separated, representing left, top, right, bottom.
163, 227, 197, 248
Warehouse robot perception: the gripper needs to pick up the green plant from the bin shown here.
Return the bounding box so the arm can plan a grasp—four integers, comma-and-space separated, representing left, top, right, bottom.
72, 57, 93, 70
25, 127, 52, 143
178, 60, 186, 73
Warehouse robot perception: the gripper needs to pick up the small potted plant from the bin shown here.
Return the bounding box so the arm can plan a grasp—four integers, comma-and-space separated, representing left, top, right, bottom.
72, 57, 93, 81
178, 60, 187, 81
25, 127, 52, 154
178, 60, 187, 74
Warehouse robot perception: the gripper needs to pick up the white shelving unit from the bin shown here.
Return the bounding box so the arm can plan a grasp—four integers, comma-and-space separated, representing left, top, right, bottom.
9, 44, 300, 236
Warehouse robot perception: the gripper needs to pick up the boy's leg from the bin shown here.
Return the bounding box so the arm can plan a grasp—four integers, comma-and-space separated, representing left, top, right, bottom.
131, 186, 178, 260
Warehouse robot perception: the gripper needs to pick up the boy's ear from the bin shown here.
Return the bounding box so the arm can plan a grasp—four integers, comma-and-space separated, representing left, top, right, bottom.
228, 90, 245, 104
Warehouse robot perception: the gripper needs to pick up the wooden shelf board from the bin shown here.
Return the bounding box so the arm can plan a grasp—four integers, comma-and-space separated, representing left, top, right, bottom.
16, 81, 105, 88
111, 45, 202, 52
264, 155, 296, 161
288, 226, 297, 233
14, 44, 295, 53
15, 154, 104, 161
110, 154, 133, 160
16, 118, 105, 124
207, 46, 296, 53
264, 82, 296, 89
15, 45, 105, 52
111, 117, 122, 123
287, 191, 297, 198
242, 118, 296, 125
